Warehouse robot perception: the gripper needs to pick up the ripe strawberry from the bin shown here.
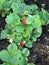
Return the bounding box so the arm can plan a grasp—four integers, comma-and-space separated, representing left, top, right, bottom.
20, 41, 25, 47
22, 18, 26, 26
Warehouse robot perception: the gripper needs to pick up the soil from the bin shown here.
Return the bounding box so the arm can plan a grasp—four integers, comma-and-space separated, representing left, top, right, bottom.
28, 25, 49, 65
0, 15, 10, 64
0, 0, 49, 65
0, 39, 10, 64
24, 0, 49, 11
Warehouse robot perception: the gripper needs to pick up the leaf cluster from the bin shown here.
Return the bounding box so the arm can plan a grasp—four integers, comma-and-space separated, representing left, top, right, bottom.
1, 13, 42, 48
1, 0, 49, 48
0, 43, 34, 65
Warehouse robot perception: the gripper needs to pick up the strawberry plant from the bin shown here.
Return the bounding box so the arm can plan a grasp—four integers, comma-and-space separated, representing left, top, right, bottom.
0, 0, 24, 17
0, 43, 34, 65
0, 0, 11, 17
0, 0, 49, 48
0, 0, 49, 65
1, 13, 42, 48
39, 9, 49, 25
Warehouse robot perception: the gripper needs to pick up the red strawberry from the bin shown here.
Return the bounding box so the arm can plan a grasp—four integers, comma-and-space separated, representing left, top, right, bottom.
20, 41, 25, 47
22, 18, 26, 26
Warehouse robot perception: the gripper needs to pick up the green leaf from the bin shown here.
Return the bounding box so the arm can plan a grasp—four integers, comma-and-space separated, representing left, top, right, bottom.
6, 13, 14, 24
23, 28, 30, 37
2, 12, 5, 17
19, 56, 27, 65
0, 0, 5, 4
16, 25, 25, 33
9, 56, 18, 65
32, 27, 42, 38
2, 62, 12, 65
10, 0, 23, 4
25, 41, 32, 48
16, 50, 22, 58
7, 43, 17, 56
5, 25, 12, 31
27, 25, 33, 32
32, 36, 37, 41
3, 0, 11, 11
6, 13, 20, 25
39, 9, 49, 25
32, 15, 41, 28
31, 5, 38, 11
14, 38, 21, 43
26, 17, 33, 24
19, 3, 31, 15
16, 35, 22, 41
40, 19, 45, 25
1, 29, 9, 39
1, 63, 6, 65
27, 63, 35, 65
11, 2, 20, 13
0, 50, 9, 62
22, 48, 30, 56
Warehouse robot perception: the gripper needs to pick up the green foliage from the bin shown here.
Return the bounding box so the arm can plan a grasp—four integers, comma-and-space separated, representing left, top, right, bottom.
25, 40, 32, 48
1, 0, 49, 48
39, 9, 49, 25
1, 13, 42, 48
0, 0, 5, 5
6, 13, 20, 25
0, 43, 34, 65
0, 0, 49, 65
0, 0, 11, 17
27, 63, 35, 65
1, 29, 9, 39
0, 0, 24, 17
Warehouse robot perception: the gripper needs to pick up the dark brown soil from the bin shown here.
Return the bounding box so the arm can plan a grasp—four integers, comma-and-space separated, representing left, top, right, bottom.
24, 0, 49, 11
24, 0, 49, 64
0, 15, 10, 64
0, 39, 10, 51
28, 44, 49, 65
0, 0, 49, 65
0, 39, 10, 64
0, 15, 6, 32
28, 26, 49, 65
